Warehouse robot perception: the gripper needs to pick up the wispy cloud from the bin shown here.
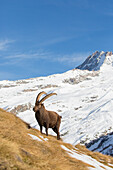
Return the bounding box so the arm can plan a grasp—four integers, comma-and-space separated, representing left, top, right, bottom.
0, 50, 52, 66
5, 50, 51, 60
39, 36, 75, 47
1, 50, 89, 67
53, 52, 89, 66
0, 39, 15, 51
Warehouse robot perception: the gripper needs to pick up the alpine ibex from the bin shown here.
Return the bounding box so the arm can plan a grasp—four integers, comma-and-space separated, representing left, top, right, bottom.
33, 91, 62, 140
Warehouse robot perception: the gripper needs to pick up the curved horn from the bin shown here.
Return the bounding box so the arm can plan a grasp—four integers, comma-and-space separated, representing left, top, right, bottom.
39, 93, 57, 104
36, 91, 47, 102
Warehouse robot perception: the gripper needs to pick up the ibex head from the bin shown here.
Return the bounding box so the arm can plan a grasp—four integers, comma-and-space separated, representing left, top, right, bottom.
33, 91, 57, 112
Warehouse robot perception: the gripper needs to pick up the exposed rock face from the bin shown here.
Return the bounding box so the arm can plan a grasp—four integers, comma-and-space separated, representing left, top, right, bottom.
86, 132, 113, 156
10, 103, 32, 114
63, 71, 99, 84
76, 51, 113, 71
106, 51, 112, 56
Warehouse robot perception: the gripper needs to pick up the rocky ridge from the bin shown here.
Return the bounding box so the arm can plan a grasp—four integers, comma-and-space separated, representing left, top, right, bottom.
76, 51, 113, 71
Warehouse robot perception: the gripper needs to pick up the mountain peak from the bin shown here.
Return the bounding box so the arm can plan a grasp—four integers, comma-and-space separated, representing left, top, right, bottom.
76, 51, 113, 71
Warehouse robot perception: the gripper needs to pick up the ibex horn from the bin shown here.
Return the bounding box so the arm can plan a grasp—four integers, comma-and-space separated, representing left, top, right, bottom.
39, 93, 57, 104
36, 91, 47, 102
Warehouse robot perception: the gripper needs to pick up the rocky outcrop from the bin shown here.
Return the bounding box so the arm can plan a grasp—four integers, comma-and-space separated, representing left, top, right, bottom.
85, 132, 113, 156
76, 51, 113, 71
10, 103, 32, 114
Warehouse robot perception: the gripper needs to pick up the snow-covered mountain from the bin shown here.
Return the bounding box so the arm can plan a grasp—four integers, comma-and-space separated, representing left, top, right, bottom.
1, 51, 113, 156
76, 51, 113, 71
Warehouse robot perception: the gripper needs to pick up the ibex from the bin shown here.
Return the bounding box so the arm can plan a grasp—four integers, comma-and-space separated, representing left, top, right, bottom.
33, 91, 62, 140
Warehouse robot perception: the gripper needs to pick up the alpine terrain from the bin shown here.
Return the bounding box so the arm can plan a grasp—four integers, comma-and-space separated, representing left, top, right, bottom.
1, 50, 113, 160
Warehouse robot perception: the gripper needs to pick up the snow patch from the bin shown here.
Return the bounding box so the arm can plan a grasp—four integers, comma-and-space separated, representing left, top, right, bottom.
61, 145, 113, 170
28, 134, 43, 142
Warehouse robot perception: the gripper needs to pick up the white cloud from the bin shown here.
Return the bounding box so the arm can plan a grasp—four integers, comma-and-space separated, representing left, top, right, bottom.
1, 50, 52, 66
39, 36, 75, 47
5, 50, 51, 60
54, 52, 89, 66
0, 39, 15, 51
1, 50, 89, 68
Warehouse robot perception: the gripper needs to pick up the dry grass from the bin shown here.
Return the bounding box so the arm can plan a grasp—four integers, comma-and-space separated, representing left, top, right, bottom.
76, 144, 113, 168
0, 108, 113, 170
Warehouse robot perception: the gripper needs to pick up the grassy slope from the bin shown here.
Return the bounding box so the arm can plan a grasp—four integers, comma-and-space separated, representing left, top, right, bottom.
0, 109, 113, 170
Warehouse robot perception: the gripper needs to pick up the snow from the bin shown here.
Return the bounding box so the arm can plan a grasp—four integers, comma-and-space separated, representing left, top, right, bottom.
61, 145, 113, 170
39, 135, 48, 141
1, 51, 113, 156
28, 134, 43, 142
28, 134, 48, 142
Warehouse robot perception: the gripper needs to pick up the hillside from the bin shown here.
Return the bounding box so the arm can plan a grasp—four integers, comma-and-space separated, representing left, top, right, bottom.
1, 108, 113, 170
1, 51, 113, 157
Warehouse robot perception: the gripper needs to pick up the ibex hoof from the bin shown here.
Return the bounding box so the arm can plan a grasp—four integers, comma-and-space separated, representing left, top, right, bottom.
57, 137, 60, 140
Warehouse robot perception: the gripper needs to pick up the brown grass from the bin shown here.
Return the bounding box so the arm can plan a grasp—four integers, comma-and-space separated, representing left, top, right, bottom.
76, 144, 113, 168
0, 108, 113, 170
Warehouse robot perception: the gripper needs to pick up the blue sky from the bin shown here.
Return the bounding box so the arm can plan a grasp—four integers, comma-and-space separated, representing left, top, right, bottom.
0, 0, 113, 80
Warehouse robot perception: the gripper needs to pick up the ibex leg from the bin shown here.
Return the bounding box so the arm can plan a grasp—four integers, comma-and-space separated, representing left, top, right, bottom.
40, 125, 42, 134
52, 127, 60, 140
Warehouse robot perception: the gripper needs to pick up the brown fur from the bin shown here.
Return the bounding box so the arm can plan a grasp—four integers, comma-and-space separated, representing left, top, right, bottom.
33, 102, 62, 140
